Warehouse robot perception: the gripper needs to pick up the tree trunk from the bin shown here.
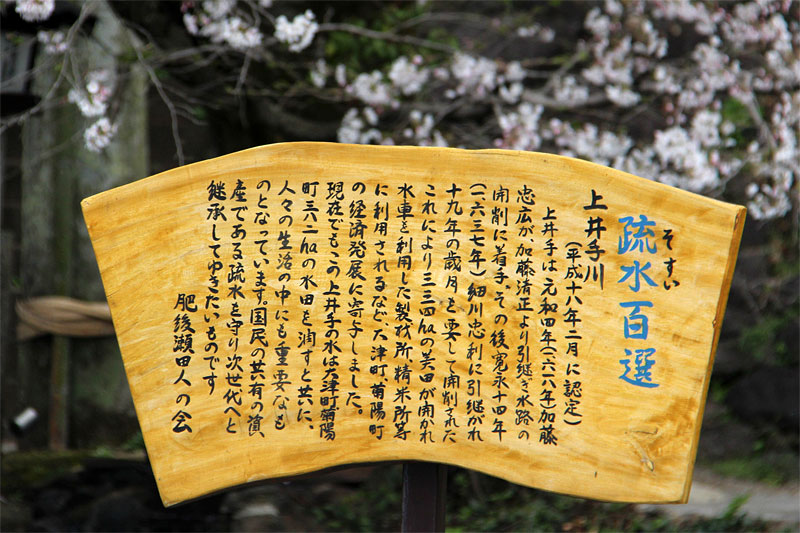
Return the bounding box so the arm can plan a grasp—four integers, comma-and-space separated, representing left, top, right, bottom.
16, 0, 149, 449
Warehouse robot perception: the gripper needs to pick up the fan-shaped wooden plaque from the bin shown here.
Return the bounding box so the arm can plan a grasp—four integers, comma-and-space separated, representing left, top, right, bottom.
82, 142, 745, 506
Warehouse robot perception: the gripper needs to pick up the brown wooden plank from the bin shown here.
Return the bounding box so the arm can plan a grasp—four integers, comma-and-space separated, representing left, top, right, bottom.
81, 142, 746, 506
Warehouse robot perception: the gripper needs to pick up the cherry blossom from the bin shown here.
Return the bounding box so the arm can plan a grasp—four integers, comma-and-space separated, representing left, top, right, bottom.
605, 85, 640, 107
274, 10, 318, 53
14, 0, 54, 22
83, 118, 117, 153
388, 56, 429, 96
337, 108, 385, 145
516, 24, 555, 42
496, 103, 544, 151
404, 110, 447, 147
67, 70, 115, 118
8, 0, 797, 222
182, 0, 263, 50
37, 30, 67, 54
334, 64, 347, 87
553, 76, 589, 105
310, 59, 328, 88
448, 53, 497, 99
347, 71, 395, 108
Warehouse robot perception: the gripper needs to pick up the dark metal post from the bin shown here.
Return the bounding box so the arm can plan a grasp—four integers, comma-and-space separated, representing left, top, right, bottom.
401, 462, 447, 532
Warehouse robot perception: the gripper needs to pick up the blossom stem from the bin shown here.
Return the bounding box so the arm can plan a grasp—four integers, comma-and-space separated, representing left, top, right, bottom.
318, 23, 457, 54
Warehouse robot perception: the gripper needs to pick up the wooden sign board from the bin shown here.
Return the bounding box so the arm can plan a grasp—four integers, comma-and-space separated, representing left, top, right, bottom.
82, 142, 745, 507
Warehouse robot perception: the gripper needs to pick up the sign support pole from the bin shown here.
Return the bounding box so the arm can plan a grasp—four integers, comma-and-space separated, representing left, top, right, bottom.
401, 462, 447, 532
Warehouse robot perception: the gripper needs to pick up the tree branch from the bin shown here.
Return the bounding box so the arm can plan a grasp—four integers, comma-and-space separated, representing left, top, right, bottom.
521, 88, 607, 109
0, 2, 94, 134
318, 23, 457, 54
128, 35, 185, 166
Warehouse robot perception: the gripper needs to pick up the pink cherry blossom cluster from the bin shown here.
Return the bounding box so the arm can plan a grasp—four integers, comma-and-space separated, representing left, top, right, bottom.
83, 117, 117, 153
182, 0, 263, 50
14, 0, 54, 22
36, 30, 67, 54
63, 69, 118, 153
67, 69, 114, 117
16, 0, 798, 220
332, 0, 797, 220
274, 10, 318, 52
181, 1, 317, 53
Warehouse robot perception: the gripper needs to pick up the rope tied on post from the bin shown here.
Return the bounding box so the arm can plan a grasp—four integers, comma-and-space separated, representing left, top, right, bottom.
16, 296, 114, 340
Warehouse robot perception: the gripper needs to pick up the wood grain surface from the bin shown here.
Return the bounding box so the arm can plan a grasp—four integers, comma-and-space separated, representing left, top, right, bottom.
82, 142, 745, 506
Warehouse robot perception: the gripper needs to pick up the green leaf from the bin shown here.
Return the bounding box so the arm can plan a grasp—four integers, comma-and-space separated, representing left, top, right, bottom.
722, 97, 753, 126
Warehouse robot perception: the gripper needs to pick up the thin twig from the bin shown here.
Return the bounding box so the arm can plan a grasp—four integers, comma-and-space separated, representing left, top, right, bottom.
234, 53, 252, 95
542, 47, 589, 94
318, 23, 457, 54
619, 101, 652, 125
128, 35, 185, 165
0, 39, 40, 91
0, 2, 94, 134
394, 11, 492, 33
521, 88, 607, 109
152, 44, 227, 64
246, 0, 275, 25
739, 86, 776, 152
